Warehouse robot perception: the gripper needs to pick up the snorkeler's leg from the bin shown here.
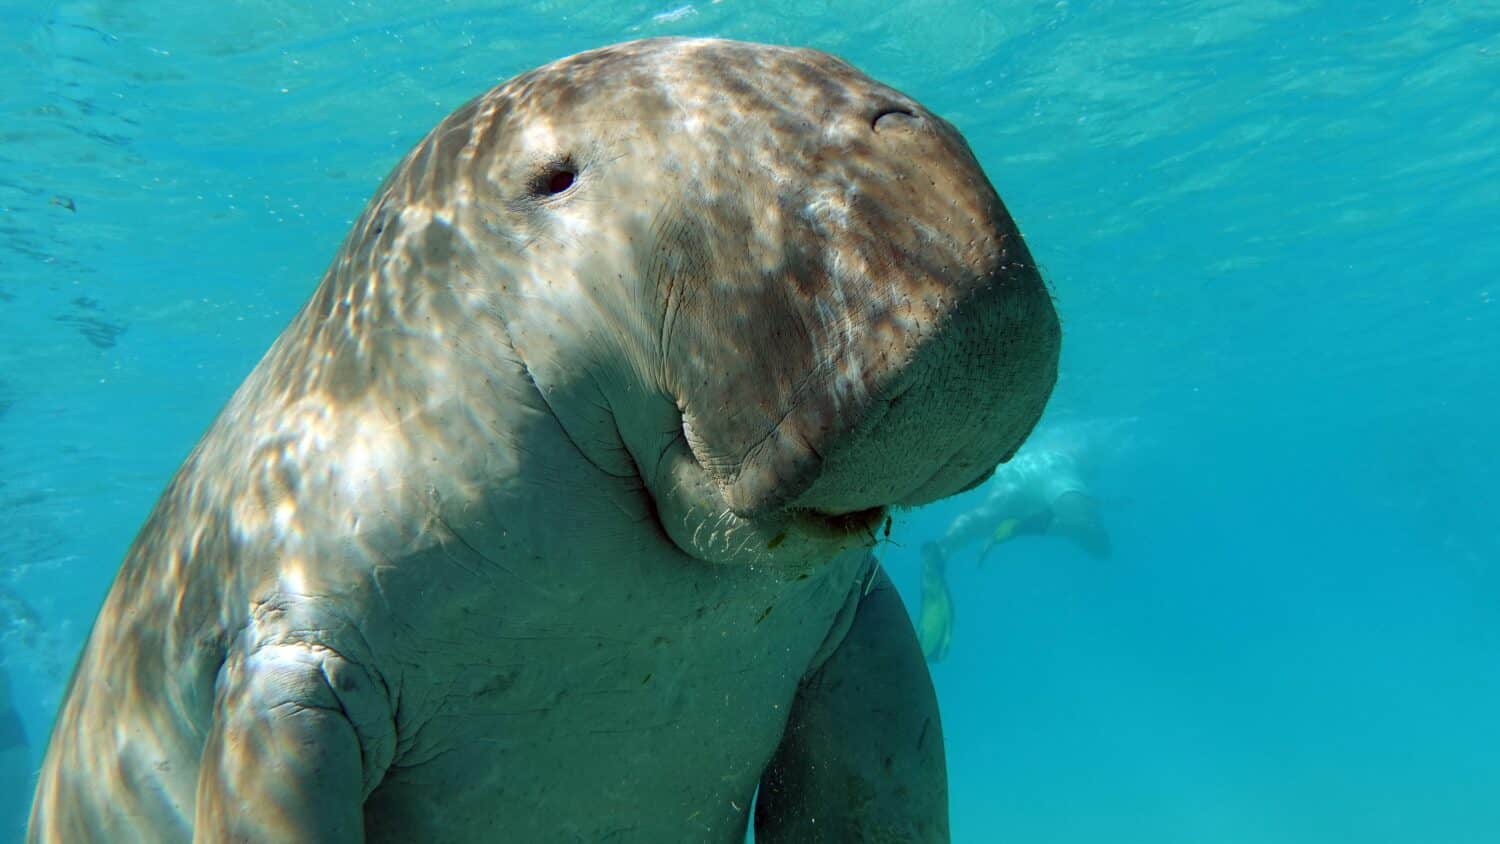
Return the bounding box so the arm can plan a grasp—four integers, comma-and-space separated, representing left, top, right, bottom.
755, 568, 947, 842
1050, 491, 1111, 559
194, 637, 392, 843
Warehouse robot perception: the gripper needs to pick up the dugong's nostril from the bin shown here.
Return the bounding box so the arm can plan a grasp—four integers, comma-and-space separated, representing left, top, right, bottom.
871, 107, 918, 133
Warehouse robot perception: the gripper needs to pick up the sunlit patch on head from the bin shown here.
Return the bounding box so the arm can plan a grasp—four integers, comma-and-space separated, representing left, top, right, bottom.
460, 96, 504, 165
273, 499, 297, 536
803, 187, 853, 230
518, 123, 562, 165
278, 560, 308, 597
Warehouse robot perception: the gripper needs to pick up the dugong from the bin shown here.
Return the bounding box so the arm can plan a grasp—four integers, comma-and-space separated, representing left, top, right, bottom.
30, 38, 1059, 842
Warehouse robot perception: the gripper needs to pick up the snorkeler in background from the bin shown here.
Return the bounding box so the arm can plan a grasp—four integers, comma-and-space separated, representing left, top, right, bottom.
0, 587, 66, 684
917, 419, 1129, 662
0, 584, 65, 842
0, 663, 29, 843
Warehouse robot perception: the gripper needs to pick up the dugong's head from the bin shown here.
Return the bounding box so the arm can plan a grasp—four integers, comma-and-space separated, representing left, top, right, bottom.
318, 38, 1059, 569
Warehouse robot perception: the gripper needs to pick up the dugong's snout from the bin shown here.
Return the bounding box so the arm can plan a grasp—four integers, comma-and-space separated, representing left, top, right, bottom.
793, 265, 1059, 516
797, 109, 1061, 519
684, 103, 1063, 527
763, 236, 1061, 523
663, 223, 1060, 565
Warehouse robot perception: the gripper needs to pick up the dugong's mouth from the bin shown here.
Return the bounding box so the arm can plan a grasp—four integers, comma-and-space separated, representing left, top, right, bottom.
646, 432, 886, 570
791, 505, 887, 543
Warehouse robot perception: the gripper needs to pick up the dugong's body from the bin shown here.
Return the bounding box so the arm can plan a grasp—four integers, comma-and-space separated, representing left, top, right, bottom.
31, 38, 1060, 842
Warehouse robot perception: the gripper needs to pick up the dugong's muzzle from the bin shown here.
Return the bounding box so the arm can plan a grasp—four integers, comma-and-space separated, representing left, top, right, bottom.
662, 97, 1060, 533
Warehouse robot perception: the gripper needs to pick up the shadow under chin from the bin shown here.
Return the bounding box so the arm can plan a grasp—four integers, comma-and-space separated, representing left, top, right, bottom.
800, 504, 887, 538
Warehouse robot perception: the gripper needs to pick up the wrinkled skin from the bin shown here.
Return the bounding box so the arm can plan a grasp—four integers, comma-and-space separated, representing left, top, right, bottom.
30, 38, 1059, 843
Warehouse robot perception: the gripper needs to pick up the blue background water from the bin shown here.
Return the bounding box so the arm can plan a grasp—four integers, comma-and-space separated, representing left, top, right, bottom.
1, 1, 1496, 841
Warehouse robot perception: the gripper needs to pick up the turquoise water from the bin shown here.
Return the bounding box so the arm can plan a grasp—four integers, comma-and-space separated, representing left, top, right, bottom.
1, 1, 1496, 841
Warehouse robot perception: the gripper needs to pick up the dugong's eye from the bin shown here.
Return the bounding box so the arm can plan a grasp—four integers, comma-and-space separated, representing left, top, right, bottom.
529, 158, 578, 199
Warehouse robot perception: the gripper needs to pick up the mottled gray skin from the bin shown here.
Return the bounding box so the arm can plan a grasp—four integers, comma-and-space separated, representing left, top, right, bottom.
30, 38, 1059, 843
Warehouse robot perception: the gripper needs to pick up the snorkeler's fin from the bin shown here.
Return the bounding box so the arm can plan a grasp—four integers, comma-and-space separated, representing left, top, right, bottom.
975, 518, 1021, 567
917, 545, 953, 662
993, 518, 1020, 544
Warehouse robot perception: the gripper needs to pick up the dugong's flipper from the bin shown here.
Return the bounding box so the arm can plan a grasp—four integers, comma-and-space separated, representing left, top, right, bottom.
192, 630, 394, 842
755, 567, 947, 842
